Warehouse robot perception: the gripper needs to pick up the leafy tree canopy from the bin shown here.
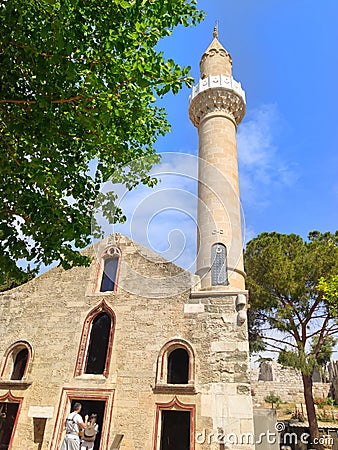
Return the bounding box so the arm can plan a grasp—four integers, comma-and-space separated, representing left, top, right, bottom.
310, 335, 337, 368
245, 231, 338, 443
0, 0, 204, 286
246, 231, 338, 360
317, 274, 338, 316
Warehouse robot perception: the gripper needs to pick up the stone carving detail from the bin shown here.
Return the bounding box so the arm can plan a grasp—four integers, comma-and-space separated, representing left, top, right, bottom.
107, 233, 121, 246
103, 246, 120, 258
189, 87, 246, 127
200, 48, 232, 66
190, 75, 245, 102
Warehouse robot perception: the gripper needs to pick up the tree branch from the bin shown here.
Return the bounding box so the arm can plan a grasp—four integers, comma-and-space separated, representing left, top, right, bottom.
312, 315, 331, 358
276, 292, 302, 342
263, 335, 298, 348
0, 95, 87, 105
1, 207, 31, 224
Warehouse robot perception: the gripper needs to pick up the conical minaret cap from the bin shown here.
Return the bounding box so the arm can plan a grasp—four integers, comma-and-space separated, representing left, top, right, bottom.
200, 25, 232, 78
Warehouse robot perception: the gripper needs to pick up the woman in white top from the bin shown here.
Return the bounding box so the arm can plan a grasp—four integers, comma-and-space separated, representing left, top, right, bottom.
61, 402, 88, 450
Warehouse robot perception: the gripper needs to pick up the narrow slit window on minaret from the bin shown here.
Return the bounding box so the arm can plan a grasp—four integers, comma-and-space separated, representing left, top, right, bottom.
211, 243, 228, 286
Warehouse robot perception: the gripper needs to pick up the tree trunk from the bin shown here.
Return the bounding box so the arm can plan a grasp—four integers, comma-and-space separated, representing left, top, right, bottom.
302, 372, 321, 449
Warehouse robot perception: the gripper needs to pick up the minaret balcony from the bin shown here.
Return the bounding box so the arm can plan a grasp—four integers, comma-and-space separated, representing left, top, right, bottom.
189, 74, 246, 104
188, 75, 246, 128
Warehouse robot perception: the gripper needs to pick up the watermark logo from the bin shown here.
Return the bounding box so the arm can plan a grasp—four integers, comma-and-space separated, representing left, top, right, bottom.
195, 424, 334, 446
275, 422, 286, 432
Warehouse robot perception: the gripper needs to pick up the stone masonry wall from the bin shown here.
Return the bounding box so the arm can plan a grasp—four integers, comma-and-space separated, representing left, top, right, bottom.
328, 361, 338, 403
251, 381, 331, 405
0, 234, 254, 450
250, 361, 331, 404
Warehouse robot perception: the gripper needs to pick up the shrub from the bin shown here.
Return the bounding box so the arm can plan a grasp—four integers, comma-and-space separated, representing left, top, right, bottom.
314, 397, 335, 408
264, 393, 281, 409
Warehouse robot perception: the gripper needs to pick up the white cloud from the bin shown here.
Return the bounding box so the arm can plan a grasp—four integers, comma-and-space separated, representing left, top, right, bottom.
95, 153, 199, 271
238, 104, 297, 205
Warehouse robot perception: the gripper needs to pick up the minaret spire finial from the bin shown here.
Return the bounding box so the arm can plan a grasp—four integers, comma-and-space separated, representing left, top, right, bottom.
213, 20, 219, 39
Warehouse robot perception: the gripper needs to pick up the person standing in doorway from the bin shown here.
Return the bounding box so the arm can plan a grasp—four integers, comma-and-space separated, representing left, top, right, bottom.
80, 413, 99, 450
61, 402, 88, 450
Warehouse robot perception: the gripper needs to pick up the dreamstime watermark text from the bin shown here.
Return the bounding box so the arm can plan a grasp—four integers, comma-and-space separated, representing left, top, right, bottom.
195, 422, 334, 446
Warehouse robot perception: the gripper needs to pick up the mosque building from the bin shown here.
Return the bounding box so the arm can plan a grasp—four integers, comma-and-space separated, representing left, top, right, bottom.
0, 28, 254, 450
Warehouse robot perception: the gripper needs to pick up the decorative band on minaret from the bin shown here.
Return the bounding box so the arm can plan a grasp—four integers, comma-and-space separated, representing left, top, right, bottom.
189, 31, 246, 291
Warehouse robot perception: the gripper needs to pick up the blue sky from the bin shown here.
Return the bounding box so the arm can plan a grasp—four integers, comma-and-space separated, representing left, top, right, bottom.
109, 0, 337, 268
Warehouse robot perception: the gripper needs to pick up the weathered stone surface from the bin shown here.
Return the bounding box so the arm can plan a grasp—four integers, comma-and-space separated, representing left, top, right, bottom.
251, 361, 332, 404
0, 235, 255, 450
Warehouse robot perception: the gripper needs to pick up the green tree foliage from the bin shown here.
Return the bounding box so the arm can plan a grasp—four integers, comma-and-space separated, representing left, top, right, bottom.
318, 275, 338, 316
245, 231, 338, 445
0, 0, 204, 286
264, 392, 281, 409
311, 335, 337, 368
0, 266, 37, 292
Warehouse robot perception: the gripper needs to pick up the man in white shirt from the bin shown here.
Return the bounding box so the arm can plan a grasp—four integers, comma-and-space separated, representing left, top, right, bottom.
61, 402, 88, 450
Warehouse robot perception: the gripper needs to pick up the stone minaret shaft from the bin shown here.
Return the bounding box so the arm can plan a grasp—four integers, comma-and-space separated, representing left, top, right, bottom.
189, 30, 246, 290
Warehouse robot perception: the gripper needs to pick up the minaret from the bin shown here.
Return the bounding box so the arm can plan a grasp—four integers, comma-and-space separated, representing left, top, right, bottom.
187, 29, 255, 446
189, 26, 246, 291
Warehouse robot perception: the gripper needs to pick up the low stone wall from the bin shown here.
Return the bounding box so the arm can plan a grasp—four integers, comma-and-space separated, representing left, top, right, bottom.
328, 361, 338, 403
251, 380, 331, 404
250, 360, 337, 405
252, 361, 304, 383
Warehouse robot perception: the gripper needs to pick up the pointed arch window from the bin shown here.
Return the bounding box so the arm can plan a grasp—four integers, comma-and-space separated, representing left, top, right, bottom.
211, 243, 228, 286
95, 246, 121, 293
74, 301, 115, 378
85, 312, 111, 374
